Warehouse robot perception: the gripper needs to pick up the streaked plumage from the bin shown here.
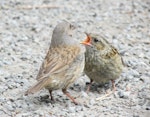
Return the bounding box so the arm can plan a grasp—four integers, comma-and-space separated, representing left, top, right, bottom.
81, 33, 124, 91
25, 21, 85, 104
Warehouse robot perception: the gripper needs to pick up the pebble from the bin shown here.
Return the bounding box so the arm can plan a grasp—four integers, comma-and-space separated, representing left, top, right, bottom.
146, 101, 150, 110
118, 91, 130, 99
68, 106, 76, 113
140, 75, 150, 83
89, 98, 95, 106
80, 91, 89, 98
4, 104, 14, 111
128, 69, 140, 77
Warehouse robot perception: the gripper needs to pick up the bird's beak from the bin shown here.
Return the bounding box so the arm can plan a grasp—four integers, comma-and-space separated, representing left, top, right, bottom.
80, 33, 92, 46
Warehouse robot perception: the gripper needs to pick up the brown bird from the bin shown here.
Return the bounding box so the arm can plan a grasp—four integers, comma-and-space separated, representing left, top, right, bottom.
25, 21, 85, 104
81, 33, 124, 93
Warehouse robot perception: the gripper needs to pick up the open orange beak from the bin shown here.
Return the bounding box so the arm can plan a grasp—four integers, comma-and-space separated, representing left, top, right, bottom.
80, 33, 92, 46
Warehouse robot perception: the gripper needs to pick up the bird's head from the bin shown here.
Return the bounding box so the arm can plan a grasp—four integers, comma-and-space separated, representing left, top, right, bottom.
81, 33, 108, 50
51, 21, 77, 47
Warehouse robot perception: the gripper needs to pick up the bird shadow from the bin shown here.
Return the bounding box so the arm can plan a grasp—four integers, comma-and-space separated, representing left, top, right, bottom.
85, 81, 111, 93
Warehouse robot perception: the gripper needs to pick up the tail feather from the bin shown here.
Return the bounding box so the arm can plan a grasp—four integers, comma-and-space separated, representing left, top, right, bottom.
25, 78, 49, 95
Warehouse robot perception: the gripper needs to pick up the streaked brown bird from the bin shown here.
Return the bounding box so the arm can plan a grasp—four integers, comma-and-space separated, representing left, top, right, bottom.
81, 33, 124, 93
25, 21, 85, 104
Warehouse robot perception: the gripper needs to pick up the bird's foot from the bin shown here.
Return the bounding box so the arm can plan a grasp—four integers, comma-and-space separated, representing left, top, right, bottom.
62, 89, 78, 105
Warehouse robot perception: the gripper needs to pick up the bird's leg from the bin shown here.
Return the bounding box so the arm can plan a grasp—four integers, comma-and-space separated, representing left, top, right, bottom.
86, 79, 93, 93
96, 80, 116, 101
111, 80, 116, 92
62, 89, 78, 105
105, 80, 116, 95
49, 90, 54, 101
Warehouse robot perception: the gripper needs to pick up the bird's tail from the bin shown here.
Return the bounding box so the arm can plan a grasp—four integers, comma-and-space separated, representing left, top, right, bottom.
25, 78, 49, 95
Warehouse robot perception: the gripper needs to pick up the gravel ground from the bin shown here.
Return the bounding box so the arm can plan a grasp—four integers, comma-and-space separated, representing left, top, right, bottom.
0, 0, 150, 117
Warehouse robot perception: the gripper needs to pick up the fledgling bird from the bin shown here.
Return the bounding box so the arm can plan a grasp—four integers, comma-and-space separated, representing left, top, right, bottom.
81, 33, 124, 93
25, 21, 85, 104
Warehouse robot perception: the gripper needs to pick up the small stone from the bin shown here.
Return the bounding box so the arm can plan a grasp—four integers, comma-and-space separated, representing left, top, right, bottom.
5, 104, 14, 111
118, 92, 123, 98
133, 115, 140, 117
118, 91, 130, 99
68, 106, 76, 113
89, 99, 95, 106
140, 75, 150, 83
80, 91, 89, 98
128, 69, 140, 77
145, 101, 150, 110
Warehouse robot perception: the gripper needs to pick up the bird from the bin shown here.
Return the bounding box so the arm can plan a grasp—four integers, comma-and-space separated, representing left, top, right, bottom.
81, 33, 124, 93
25, 21, 85, 104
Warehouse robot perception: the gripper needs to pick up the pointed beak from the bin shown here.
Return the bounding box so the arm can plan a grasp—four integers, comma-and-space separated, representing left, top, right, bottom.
80, 33, 92, 46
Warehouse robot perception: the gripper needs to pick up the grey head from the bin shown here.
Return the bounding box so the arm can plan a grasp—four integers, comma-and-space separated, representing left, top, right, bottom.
50, 21, 78, 47
81, 33, 111, 51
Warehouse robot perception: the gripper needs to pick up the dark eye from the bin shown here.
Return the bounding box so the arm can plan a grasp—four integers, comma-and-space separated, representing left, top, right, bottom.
93, 38, 99, 42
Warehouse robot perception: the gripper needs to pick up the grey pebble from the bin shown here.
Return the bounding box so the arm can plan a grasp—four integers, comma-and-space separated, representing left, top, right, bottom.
68, 106, 76, 113
118, 91, 130, 99
4, 104, 14, 111
140, 75, 150, 83
146, 101, 150, 110
80, 91, 89, 98
89, 98, 96, 106
128, 69, 140, 77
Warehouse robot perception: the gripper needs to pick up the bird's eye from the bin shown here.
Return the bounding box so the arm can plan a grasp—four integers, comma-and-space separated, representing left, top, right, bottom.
93, 38, 99, 43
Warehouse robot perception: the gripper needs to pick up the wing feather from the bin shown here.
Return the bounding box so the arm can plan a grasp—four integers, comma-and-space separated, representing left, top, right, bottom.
36, 46, 80, 81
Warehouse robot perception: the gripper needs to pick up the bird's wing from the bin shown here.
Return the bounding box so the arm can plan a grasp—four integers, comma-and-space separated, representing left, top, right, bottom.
36, 45, 80, 81
109, 46, 125, 65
